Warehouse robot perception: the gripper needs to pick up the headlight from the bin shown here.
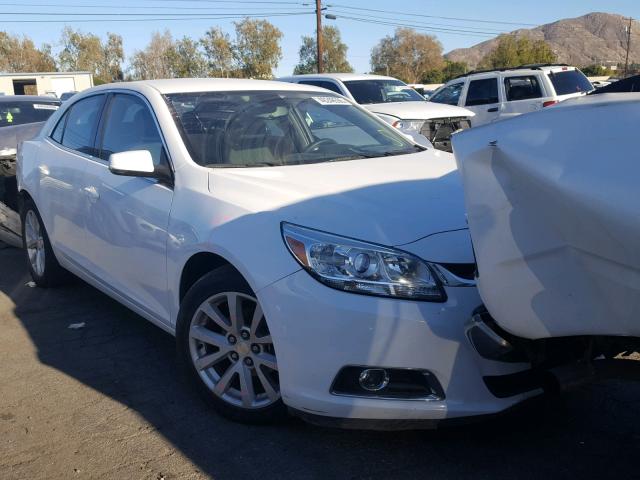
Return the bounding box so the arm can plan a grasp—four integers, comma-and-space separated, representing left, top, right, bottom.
281, 223, 446, 301
392, 120, 425, 132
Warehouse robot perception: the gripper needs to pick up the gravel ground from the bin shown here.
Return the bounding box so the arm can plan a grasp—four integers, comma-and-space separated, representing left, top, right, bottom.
1, 244, 639, 480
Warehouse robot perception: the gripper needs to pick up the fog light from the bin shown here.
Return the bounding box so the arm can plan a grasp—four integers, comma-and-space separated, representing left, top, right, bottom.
358, 368, 389, 391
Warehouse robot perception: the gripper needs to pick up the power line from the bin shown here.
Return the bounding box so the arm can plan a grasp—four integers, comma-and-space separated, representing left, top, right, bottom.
0, 2, 310, 9
329, 14, 500, 37
327, 3, 538, 27
0, 12, 314, 23
1, 10, 312, 16
327, 8, 509, 34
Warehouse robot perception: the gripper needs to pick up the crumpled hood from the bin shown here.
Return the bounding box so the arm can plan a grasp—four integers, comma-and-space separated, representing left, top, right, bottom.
363, 101, 474, 120
208, 150, 467, 246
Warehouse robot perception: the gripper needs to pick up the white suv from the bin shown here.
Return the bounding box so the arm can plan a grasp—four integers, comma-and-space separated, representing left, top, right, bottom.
430, 64, 593, 127
278, 73, 473, 152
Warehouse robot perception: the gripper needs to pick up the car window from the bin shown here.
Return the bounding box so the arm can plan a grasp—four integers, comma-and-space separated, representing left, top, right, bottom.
465, 78, 499, 106
504, 76, 543, 101
61, 95, 105, 155
50, 111, 68, 143
165, 90, 419, 167
342, 79, 425, 104
99, 94, 166, 166
298, 80, 343, 95
0, 100, 60, 128
429, 83, 463, 105
547, 69, 593, 95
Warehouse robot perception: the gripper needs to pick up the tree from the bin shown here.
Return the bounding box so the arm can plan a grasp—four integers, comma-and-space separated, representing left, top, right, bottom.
581, 64, 615, 76
102, 33, 125, 82
173, 36, 207, 77
479, 35, 556, 69
129, 31, 178, 80
201, 27, 235, 77
58, 28, 124, 83
439, 60, 468, 82
294, 26, 353, 74
233, 19, 283, 79
370, 28, 444, 84
0, 32, 56, 72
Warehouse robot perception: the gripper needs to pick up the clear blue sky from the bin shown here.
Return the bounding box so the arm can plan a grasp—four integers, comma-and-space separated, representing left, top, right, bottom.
1, 0, 639, 76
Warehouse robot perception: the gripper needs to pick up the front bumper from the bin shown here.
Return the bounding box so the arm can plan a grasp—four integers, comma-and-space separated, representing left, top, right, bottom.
257, 270, 537, 423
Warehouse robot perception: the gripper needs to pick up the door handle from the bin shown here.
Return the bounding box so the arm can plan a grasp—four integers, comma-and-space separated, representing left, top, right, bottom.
487, 107, 499, 112
83, 186, 100, 201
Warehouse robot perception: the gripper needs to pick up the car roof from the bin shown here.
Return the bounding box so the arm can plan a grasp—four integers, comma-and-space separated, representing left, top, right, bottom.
279, 73, 399, 82
453, 64, 578, 80
87, 78, 338, 95
0, 95, 61, 103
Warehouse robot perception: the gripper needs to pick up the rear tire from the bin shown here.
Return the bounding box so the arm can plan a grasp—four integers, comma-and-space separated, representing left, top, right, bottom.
20, 198, 69, 287
176, 265, 286, 424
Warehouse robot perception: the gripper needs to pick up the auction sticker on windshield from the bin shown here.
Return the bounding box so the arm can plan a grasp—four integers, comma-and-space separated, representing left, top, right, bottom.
33, 104, 59, 110
312, 96, 350, 105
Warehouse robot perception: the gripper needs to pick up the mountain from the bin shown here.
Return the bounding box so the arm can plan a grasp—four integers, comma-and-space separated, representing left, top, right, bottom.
446, 12, 640, 70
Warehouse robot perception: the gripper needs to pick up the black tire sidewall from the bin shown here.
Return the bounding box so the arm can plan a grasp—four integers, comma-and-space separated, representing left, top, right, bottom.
20, 198, 66, 287
176, 265, 287, 424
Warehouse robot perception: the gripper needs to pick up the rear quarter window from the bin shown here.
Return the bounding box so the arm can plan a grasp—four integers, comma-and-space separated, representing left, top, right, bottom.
548, 70, 593, 95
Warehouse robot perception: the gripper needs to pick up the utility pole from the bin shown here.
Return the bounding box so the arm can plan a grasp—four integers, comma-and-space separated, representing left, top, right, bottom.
316, 0, 323, 73
624, 17, 632, 77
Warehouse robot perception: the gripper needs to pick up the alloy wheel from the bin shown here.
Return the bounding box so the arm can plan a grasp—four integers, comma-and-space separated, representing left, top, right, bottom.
24, 209, 45, 277
188, 292, 280, 409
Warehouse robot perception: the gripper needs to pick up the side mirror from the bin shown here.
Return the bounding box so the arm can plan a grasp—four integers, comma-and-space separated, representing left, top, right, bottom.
108, 150, 155, 177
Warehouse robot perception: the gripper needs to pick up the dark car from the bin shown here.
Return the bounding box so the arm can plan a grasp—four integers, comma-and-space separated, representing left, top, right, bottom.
588, 75, 640, 94
0, 96, 60, 245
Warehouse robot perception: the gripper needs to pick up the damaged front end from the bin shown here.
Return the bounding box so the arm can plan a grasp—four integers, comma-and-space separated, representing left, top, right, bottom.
420, 117, 471, 152
468, 306, 640, 399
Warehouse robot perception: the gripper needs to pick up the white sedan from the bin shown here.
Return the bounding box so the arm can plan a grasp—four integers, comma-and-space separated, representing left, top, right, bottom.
18, 79, 531, 427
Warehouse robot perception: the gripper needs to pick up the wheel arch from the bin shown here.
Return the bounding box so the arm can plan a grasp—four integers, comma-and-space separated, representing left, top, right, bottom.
18, 188, 34, 213
179, 251, 244, 304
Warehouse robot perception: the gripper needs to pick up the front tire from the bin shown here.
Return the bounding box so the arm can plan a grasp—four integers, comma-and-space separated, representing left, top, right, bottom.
177, 266, 286, 424
20, 198, 68, 287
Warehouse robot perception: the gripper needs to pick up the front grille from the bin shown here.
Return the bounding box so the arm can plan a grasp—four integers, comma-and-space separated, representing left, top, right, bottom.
439, 262, 476, 280
420, 117, 471, 152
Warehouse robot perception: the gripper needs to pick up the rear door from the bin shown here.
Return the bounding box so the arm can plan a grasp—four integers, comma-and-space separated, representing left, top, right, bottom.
37, 93, 106, 268
81, 92, 174, 323
463, 77, 501, 127
500, 74, 547, 120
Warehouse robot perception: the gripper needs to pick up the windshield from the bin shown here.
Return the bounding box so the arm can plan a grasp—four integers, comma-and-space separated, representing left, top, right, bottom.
547, 69, 593, 95
343, 79, 425, 104
0, 100, 60, 128
165, 90, 421, 168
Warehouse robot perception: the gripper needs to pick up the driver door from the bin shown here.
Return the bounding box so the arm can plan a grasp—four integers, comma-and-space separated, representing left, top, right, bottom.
81, 92, 174, 325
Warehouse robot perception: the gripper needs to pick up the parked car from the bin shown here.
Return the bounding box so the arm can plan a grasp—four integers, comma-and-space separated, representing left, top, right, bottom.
452, 93, 640, 388
430, 64, 593, 127
18, 79, 533, 428
278, 73, 473, 152
589, 74, 640, 93
0, 96, 60, 246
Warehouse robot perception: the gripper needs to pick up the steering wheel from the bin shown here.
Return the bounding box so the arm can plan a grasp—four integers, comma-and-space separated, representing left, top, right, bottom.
303, 138, 337, 153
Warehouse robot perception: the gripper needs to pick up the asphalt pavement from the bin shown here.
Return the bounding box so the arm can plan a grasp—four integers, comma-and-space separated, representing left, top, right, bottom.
1, 243, 639, 480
